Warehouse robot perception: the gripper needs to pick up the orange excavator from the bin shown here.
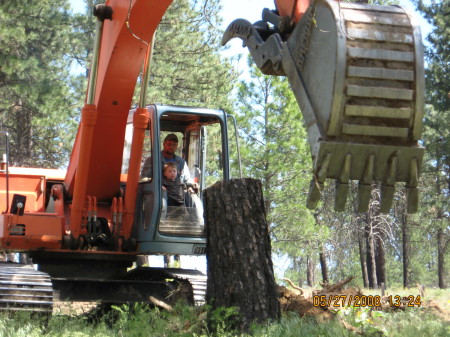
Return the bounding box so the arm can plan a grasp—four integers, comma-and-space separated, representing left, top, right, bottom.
0, 0, 424, 312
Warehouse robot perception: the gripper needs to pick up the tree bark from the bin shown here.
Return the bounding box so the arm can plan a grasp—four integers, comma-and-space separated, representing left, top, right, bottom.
319, 245, 329, 284
18, 253, 31, 265
358, 230, 369, 288
163, 255, 170, 268
136, 255, 149, 267
375, 233, 386, 287
306, 255, 315, 287
293, 256, 303, 286
365, 219, 377, 289
402, 213, 411, 288
434, 162, 447, 289
437, 227, 447, 289
204, 178, 280, 331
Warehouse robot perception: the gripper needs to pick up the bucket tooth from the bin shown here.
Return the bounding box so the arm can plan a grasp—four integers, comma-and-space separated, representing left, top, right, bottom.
406, 158, 419, 213
380, 155, 398, 213
334, 154, 351, 211
307, 179, 324, 209
224, 0, 425, 213
358, 155, 375, 212
358, 185, 371, 213
334, 182, 349, 211
406, 187, 419, 213
380, 185, 395, 213
307, 153, 330, 209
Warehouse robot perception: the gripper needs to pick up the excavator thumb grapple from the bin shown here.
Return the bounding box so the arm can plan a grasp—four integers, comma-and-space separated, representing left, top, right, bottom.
223, 0, 425, 213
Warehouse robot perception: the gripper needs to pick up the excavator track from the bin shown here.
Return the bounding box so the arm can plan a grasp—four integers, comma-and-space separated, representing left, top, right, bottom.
164, 268, 207, 305
0, 258, 207, 314
50, 267, 206, 308
0, 262, 53, 313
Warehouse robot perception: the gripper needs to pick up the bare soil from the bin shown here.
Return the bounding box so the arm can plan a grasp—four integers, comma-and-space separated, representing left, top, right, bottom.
278, 278, 450, 324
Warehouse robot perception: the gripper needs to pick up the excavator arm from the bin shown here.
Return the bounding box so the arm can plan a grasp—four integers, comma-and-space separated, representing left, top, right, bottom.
63, 0, 173, 243
223, 0, 425, 213
65, 0, 172, 199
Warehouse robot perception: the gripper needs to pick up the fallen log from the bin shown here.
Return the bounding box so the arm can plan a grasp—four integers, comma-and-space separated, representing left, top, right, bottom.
282, 278, 304, 295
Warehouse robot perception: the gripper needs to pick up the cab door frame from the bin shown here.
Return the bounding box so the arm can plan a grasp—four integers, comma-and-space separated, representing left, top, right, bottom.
134, 105, 230, 255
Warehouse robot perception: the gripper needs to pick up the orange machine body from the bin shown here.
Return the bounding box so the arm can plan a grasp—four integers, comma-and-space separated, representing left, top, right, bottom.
0, 0, 173, 254
0, 168, 65, 250
275, 0, 310, 23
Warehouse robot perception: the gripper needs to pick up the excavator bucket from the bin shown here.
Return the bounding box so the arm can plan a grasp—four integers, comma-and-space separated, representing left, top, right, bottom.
223, 0, 424, 213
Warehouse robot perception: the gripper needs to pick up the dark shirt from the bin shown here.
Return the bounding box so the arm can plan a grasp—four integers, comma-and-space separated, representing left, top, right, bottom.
162, 177, 184, 206
141, 152, 193, 184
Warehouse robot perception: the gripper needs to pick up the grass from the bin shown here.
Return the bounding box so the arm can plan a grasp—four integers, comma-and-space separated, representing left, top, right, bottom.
336, 305, 449, 337
0, 288, 448, 337
250, 314, 353, 337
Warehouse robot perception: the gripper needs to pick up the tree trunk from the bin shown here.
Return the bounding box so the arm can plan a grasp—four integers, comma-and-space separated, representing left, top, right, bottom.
375, 233, 386, 287
13, 100, 33, 166
319, 245, 329, 284
358, 230, 369, 288
402, 213, 410, 288
306, 255, 315, 287
173, 255, 180, 267
293, 256, 303, 286
136, 255, 149, 267
434, 164, 447, 289
437, 227, 446, 289
365, 219, 377, 289
163, 256, 170, 268
18, 253, 31, 265
204, 178, 280, 331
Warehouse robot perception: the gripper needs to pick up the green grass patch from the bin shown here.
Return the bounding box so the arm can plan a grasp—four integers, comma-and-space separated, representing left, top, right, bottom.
0, 296, 448, 337
251, 313, 351, 337
337, 305, 449, 337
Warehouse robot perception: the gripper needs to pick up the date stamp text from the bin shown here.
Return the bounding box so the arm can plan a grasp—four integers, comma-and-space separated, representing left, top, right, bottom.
312, 295, 422, 308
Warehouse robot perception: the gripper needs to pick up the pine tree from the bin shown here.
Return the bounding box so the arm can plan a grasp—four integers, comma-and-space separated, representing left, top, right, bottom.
0, 0, 237, 167
416, 0, 450, 289
0, 0, 79, 167
235, 59, 323, 286
146, 0, 236, 109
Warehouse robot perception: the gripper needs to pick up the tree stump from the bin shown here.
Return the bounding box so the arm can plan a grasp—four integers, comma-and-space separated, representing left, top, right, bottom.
203, 178, 280, 331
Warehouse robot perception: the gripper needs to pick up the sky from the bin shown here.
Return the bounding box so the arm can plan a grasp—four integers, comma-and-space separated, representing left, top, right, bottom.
68, 0, 432, 77
68, 0, 428, 30
66, 0, 432, 275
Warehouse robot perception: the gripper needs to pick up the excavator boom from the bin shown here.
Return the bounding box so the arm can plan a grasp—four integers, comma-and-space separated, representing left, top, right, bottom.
223, 0, 425, 213
64, 0, 173, 201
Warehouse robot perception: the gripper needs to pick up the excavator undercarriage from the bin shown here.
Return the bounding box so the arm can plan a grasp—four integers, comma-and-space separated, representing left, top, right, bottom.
223, 0, 424, 213
0, 262, 53, 313
0, 258, 206, 313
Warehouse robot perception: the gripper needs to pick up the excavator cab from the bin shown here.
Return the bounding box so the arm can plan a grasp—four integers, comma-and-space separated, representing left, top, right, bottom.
122, 105, 230, 255
223, 0, 425, 213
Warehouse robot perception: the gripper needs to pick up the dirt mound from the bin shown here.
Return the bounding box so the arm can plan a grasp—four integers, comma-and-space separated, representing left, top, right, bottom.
424, 299, 450, 322
278, 277, 450, 325
278, 286, 332, 321
278, 277, 360, 321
